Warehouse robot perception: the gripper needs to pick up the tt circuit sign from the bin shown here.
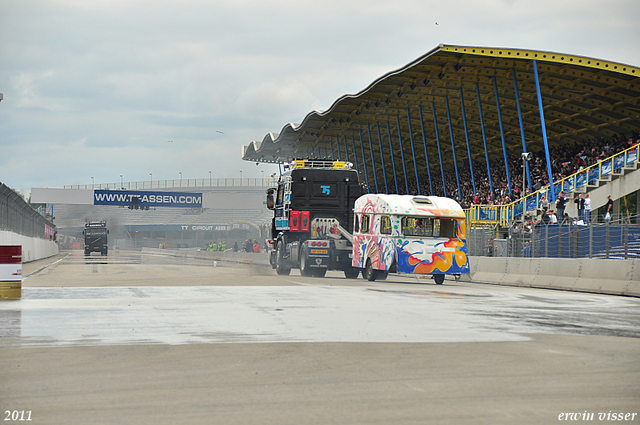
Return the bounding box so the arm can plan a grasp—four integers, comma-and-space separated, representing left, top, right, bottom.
94, 190, 203, 208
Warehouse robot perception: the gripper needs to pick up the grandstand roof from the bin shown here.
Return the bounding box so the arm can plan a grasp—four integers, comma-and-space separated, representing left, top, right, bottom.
242, 44, 640, 169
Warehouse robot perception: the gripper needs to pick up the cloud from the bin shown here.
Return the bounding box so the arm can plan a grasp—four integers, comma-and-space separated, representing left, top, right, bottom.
1, 0, 638, 195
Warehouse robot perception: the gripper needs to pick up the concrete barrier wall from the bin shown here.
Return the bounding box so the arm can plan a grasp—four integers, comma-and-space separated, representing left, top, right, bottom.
470, 256, 639, 297
0, 230, 59, 263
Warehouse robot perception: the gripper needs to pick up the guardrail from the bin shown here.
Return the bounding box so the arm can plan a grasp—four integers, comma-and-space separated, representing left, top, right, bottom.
64, 177, 279, 190
468, 144, 640, 225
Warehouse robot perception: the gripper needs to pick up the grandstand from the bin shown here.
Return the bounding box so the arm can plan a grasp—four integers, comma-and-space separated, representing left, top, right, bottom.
52, 185, 273, 250
242, 44, 640, 259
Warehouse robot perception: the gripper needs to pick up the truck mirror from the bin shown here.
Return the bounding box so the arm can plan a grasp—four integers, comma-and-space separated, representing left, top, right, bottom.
266, 188, 275, 210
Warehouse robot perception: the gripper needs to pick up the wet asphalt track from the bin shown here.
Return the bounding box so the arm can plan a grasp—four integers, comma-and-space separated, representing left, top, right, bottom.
1, 250, 639, 425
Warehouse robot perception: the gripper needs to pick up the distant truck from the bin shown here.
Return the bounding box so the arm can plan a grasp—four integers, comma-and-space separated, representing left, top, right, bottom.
267, 159, 363, 278
83, 221, 109, 256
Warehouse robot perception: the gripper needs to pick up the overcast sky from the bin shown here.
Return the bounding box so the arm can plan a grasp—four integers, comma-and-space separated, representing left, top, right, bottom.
1, 0, 639, 195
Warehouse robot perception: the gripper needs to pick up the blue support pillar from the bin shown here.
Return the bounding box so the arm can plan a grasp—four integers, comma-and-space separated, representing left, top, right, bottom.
475, 83, 493, 194
459, 88, 476, 196
329, 141, 334, 160
336, 135, 341, 160
366, 123, 379, 193
324, 146, 328, 159
376, 122, 388, 194
418, 105, 434, 195
431, 102, 447, 197
351, 136, 360, 176
359, 129, 370, 193
395, 115, 410, 195
533, 59, 556, 201
343, 136, 349, 162
512, 69, 531, 191
445, 96, 461, 199
406, 108, 421, 195
387, 121, 399, 194
493, 76, 512, 194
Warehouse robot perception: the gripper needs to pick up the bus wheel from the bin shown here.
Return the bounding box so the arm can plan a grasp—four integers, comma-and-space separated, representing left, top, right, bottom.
364, 260, 379, 281
344, 268, 359, 279
275, 240, 291, 276
434, 274, 445, 285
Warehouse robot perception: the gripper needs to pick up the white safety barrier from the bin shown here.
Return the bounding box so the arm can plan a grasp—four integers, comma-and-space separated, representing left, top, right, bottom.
0, 231, 58, 263
469, 256, 639, 297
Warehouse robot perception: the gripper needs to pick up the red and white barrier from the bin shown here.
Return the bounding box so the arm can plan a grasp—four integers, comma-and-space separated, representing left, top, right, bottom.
0, 246, 22, 299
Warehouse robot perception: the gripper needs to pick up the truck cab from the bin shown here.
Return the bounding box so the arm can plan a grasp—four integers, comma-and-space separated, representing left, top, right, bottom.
267, 159, 363, 277
83, 221, 109, 256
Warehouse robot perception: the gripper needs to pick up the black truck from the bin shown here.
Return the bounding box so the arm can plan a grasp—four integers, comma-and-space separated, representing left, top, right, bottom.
83, 221, 109, 256
267, 159, 363, 278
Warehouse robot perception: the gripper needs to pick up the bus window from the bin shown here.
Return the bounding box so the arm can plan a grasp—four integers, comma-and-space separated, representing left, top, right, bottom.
361, 214, 370, 233
380, 216, 392, 235
401, 217, 433, 237
438, 218, 457, 238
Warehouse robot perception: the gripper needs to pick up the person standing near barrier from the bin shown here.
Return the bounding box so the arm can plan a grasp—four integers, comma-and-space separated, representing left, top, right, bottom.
540, 194, 548, 212
574, 194, 585, 223
584, 194, 591, 224
556, 192, 567, 223
605, 195, 613, 222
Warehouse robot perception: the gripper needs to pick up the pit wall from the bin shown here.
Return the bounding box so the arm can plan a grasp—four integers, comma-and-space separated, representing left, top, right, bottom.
469, 256, 639, 297
0, 230, 59, 263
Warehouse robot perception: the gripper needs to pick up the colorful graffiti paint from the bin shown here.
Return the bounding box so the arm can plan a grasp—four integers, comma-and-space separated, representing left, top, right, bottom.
352, 194, 470, 276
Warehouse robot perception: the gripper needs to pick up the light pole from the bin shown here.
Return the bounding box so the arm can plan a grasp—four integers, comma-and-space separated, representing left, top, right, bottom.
120, 174, 123, 189
239, 170, 243, 186
209, 170, 212, 186
91, 176, 94, 189
179, 172, 182, 187
149, 172, 153, 188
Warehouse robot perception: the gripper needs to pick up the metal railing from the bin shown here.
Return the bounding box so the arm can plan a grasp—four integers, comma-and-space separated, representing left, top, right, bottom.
468, 213, 640, 259
467, 144, 640, 225
0, 183, 55, 239
64, 177, 279, 190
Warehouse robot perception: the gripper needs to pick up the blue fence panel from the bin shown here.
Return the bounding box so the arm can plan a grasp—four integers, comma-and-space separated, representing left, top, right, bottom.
588, 167, 600, 184
614, 155, 625, 171
627, 148, 638, 164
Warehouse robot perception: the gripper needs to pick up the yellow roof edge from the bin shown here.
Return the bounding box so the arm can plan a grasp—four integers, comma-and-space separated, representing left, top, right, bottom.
440, 45, 640, 77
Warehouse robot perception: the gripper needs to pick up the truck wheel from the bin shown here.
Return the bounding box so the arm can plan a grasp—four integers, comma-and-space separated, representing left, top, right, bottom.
377, 271, 388, 281
314, 268, 326, 278
344, 268, 359, 279
364, 259, 379, 281
434, 274, 445, 285
275, 240, 291, 276
299, 246, 312, 277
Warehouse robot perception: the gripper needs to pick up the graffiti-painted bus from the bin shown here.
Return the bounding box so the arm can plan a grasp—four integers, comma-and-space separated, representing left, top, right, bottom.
352, 194, 469, 284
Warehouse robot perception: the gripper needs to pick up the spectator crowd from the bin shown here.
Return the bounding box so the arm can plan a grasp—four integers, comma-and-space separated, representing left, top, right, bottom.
384, 132, 639, 209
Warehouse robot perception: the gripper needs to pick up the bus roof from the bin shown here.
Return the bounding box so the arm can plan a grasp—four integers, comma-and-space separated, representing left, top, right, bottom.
354, 194, 465, 219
